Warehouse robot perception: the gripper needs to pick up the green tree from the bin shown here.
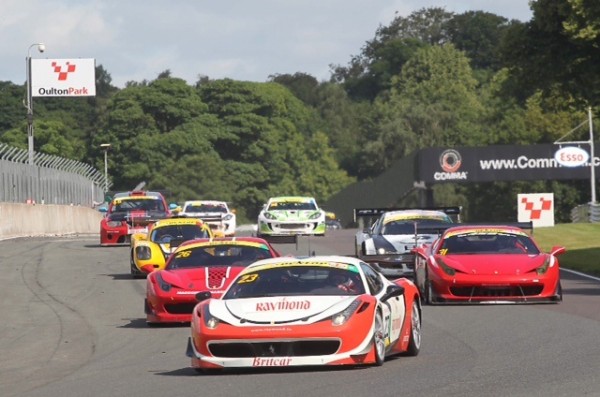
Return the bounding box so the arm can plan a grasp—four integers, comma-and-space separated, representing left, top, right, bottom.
445, 11, 514, 71
501, 0, 600, 106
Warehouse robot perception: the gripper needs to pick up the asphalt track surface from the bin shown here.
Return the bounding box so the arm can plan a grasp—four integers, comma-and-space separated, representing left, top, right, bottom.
1, 229, 600, 397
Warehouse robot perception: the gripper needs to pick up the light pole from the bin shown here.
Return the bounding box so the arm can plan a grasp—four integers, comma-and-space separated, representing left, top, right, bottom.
26, 43, 45, 165
100, 143, 111, 192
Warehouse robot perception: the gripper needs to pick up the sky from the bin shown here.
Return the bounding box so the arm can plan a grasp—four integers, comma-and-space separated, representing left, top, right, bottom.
1, 0, 534, 88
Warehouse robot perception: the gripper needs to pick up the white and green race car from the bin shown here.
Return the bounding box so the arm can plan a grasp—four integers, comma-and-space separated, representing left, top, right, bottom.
257, 196, 326, 238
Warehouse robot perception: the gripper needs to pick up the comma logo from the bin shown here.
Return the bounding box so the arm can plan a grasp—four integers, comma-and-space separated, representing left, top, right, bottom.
439, 149, 462, 172
51, 61, 76, 81
434, 149, 468, 181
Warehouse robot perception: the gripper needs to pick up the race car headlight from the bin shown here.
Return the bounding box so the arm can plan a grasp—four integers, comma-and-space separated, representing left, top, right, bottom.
263, 212, 277, 220
136, 246, 152, 260
435, 257, 456, 276
331, 299, 362, 326
308, 211, 323, 220
107, 220, 122, 227
202, 305, 220, 329
535, 257, 553, 275
377, 247, 395, 255
156, 273, 172, 292
223, 214, 233, 221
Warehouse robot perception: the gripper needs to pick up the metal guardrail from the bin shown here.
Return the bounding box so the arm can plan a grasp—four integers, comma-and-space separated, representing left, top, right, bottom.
570, 202, 600, 223
0, 143, 109, 206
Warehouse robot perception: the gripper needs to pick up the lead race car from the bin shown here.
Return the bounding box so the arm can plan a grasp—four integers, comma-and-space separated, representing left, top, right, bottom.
257, 196, 326, 241
100, 190, 171, 246
413, 222, 565, 304
186, 255, 421, 372
354, 207, 460, 278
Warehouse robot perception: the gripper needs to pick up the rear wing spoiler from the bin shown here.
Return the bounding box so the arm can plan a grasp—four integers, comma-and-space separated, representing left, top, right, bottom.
353, 206, 462, 227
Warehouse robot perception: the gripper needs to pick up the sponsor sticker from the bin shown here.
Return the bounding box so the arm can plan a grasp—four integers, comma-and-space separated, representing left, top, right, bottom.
554, 146, 589, 167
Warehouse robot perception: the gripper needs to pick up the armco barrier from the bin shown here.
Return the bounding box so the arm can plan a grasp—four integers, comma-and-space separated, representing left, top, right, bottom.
0, 203, 103, 239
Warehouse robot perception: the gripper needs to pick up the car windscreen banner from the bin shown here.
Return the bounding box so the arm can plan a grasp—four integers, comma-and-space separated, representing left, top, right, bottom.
417, 144, 598, 183
31, 58, 96, 97
517, 193, 555, 227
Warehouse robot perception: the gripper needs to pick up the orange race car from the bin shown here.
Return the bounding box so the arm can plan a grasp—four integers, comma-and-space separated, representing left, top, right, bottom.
186, 255, 422, 372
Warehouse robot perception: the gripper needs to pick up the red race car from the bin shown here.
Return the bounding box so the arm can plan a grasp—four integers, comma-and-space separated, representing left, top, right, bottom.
145, 237, 280, 325
100, 190, 171, 246
186, 255, 422, 372
413, 223, 565, 304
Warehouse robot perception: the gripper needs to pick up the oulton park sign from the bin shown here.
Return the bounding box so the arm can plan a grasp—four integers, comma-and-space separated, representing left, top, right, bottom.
31, 58, 96, 97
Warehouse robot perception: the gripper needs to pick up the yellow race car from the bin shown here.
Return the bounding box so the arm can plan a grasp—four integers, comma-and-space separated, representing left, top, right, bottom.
130, 217, 213, 278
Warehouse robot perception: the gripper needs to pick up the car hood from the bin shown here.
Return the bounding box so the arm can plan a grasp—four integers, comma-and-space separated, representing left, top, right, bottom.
440, 253, 550, 275
209, 296, 356, 325
161, 266, 246, 295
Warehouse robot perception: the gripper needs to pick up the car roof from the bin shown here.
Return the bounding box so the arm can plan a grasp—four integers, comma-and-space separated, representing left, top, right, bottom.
267, 196, 317, 203
183, 200, 227, 206
113, 190, 164, 199
443, 224, 528, 235
382, 209, 451, 222
242, 255, 363, 272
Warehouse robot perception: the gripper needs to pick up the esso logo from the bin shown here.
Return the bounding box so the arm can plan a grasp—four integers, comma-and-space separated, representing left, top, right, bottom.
554, 146, 589, 167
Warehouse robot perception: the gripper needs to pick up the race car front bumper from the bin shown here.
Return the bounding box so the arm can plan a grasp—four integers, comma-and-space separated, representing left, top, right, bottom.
360, 254, 416, 278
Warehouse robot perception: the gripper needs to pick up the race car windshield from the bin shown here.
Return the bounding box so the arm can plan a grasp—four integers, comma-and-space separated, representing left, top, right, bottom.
151, 225, 210, 243
185, 204, 227, 213
112, 199, 165, 213
223, 265, 365, 299
439, 233, 540, 255
382, 219, 450, 235
166, 245, 273, 269
268, 201, 317, 211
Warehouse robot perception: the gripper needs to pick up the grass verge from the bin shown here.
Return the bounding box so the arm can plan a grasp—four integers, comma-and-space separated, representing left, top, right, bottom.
533, 223, 600, 277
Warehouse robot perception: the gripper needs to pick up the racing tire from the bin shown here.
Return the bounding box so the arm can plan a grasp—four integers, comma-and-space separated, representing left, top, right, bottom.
373, 310, 386, 366
404, 299, 422, 356
130, 253, 146, 279
423, 270, 436, 305
425, 281, 436, 305
130, 262, 144, 279
553, 282, 563, 302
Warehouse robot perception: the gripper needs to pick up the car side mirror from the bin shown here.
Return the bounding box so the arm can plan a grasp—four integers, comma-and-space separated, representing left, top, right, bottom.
381, 285, 405, 302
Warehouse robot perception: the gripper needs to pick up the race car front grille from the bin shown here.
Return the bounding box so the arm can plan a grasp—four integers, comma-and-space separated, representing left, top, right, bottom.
450, 285, 544, 298
164, 302, 197, 314
376, 262, 415, 270
208, 340, 340, 358
278, 223, 310, 230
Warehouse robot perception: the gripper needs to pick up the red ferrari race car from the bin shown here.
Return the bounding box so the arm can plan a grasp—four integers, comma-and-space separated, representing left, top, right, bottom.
186, 255, 421, 372
413, 223, 565, 304
145, 237, 280, 325
100, 190, 171, 246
